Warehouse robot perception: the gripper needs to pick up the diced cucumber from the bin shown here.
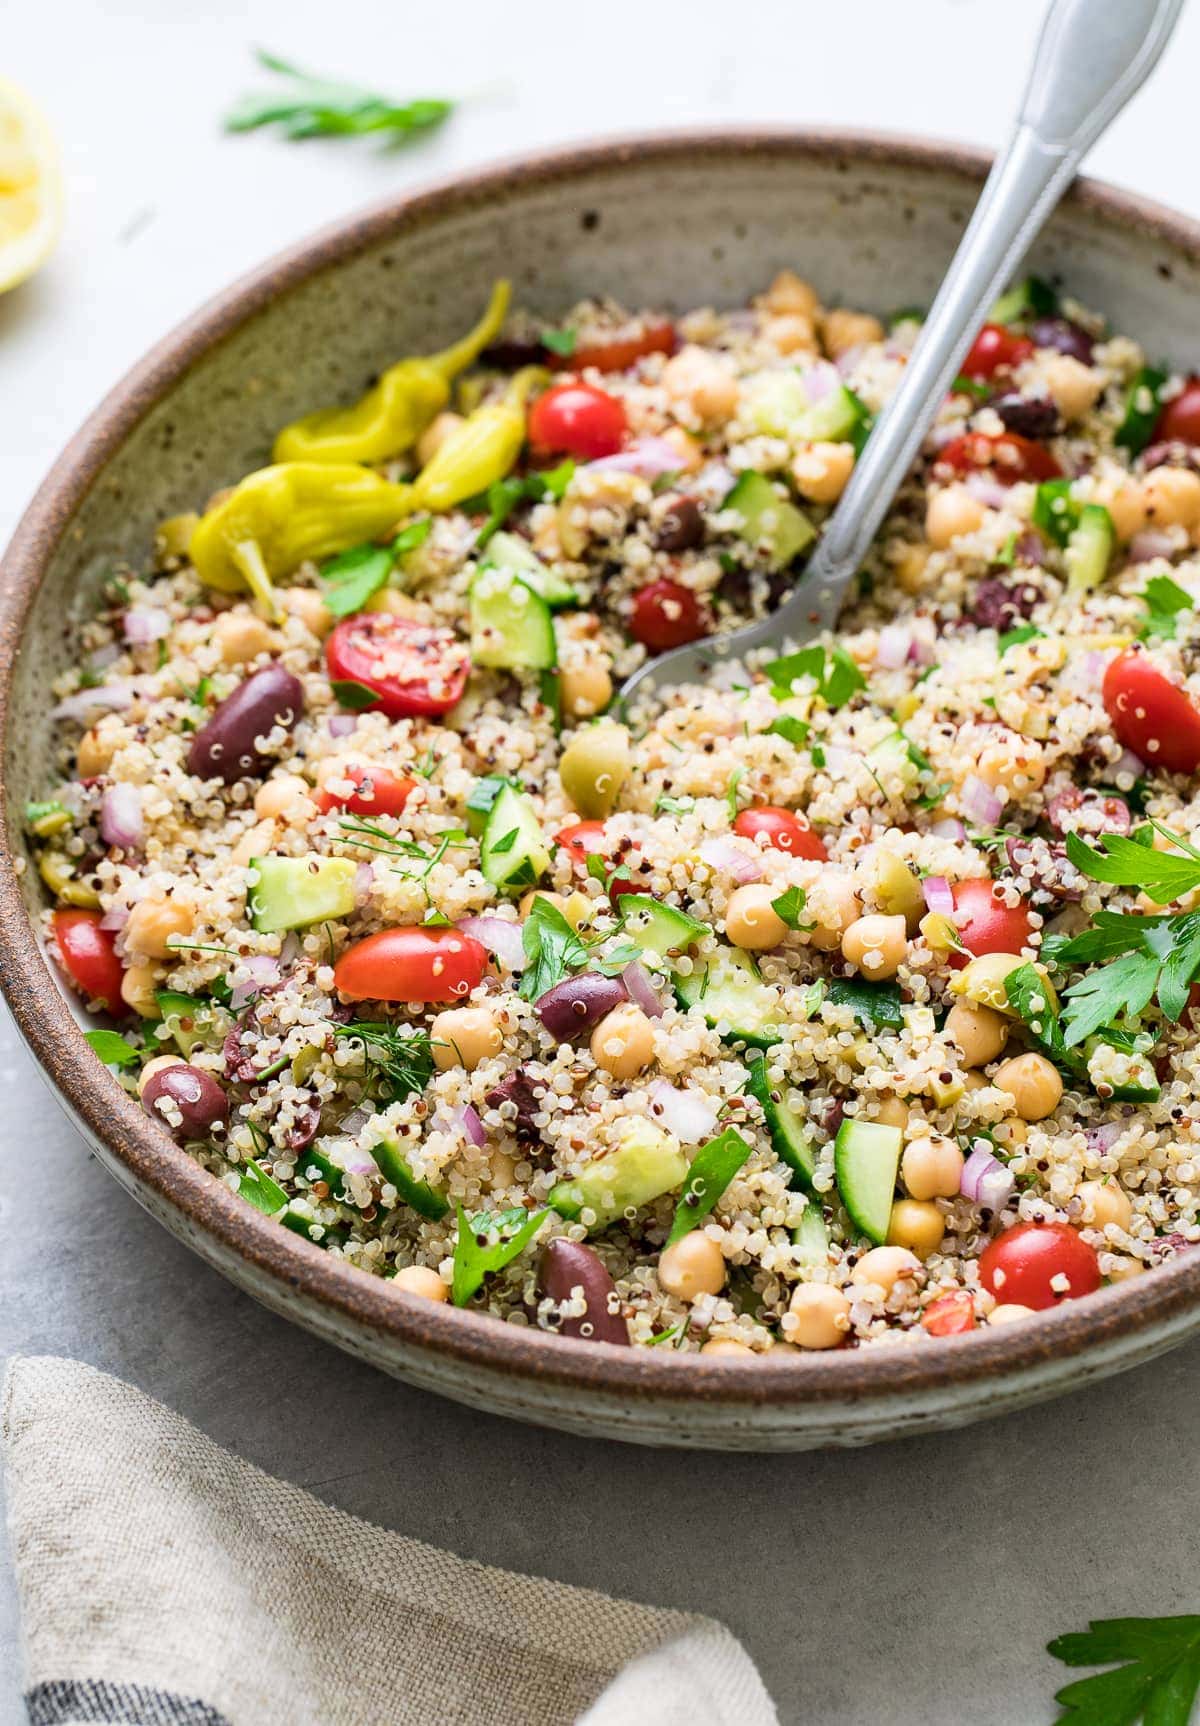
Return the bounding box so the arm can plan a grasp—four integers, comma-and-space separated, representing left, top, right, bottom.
549, 1119, 689, 1231
1115, 365, 1167, 455
1065, 503, 1115, 595
465, 773, 517, 838
743, 373, 868, 443
469, 564, 557, 670
278, 1200, 349, 1248
248, 855, 358, 934
833, 1118, 902, 1245
1085, 1040, 1161, 1103
234, 1156, 290, 1216
747, 1053, 816, 1190
673, 947, 784, 1048
483, 531, 579, 608
989, 275, 1058, 324
481, 784, 551, 892
796, 384, 869, 445
866, 729, 921, 792
155, 990, 221, 1058
373, 1132, 449, 1219
616, 893, 709, 957
723, 472, 816, 572
1032, 478, 1078, 548
792, 1201, 830, 1267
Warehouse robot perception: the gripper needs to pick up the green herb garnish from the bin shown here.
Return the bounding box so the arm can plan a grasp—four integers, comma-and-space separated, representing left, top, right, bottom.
333, 1022, 435, 1102
541, 327, 577, 357
518, 897, 587, 1002
764, 715, 810, 747
226, 49, 452, 146
770, 886, 808, 930
764, 643, 865, 710
998, 623, 1045, 654
827, 977, 904, 1031
726, 767, 744, 822
473, 460, 575, 549
330, 679, 380, 711
319, 520, 432, 618
451, 1203, 549, 1306
1048, 1613, 1200, 1725
666, 1127, 753, 1245
1065, 826, 1200, 905
1139, 573, 1193, 642
83, 1030, 140, 1070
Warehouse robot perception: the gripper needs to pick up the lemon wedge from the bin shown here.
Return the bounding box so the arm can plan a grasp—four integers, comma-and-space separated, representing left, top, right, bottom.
0, 78, 62, 294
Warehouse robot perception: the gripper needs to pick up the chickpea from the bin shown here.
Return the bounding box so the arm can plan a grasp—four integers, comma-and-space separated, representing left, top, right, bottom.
993, 1117, 1028, 1152
661, 344, 740, 429
658, 1231, 726, 1299
253, 774, 317, 824
841, 913, 907, 980
762, 313, 818, 356
1105, 480, 1149, 543
807, 872, 861, 952
416, 410, 465, 468
700, 1338, 754, 1357
590, 1003, 656, 1079
120, 963, 159, 1019
232, 817, 276, 869
792, 440, 855, 504
762, 270, 821, 320
992, 1052, 1062, 1122
559, 662, 613, 721
124, 895, 195, 960
394, 1265, 449, 1302
788, 1282, 852, 1349
365, 588, 425, 618
213, 610, 277, 666
893, 543, 931, 595
851, 1245, 922, 1296
887, 1199, 946, 1258
76, 726, 116, 778
136, 1053, 185, 1097
953, 952, 1025, 1013
820, 307, 884, 357
874, 1095, 910, 1131
281, 586, 334, 640
976, 739, 1047, 798
989, 1302, 1036, 1325
1077, 1180, 1133, 1231
558, 720, 630, 818
431, 1006, 502, 1072
926, 484, 986, 549
659, 425, 704, 474
724, 884, 789, 952
1105, 1255, 1146, 1282
945, 999, 1009, 1067
1040, 354, 1101, 423
901, 1136, 964, 1202
1142, 465, 1200, 530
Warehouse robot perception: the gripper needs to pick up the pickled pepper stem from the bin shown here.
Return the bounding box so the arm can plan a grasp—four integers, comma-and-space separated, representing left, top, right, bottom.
428, 277, 511, 379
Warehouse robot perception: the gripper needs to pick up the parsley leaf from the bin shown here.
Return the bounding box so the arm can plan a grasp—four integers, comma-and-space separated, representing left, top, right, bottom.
764, 643, 865, 710
1140, 573, 1193, 642
1043, 910, 1200, 1043
519, 898, 587, 1002
541, 327, 577, 357
84, 1030, 140, 1070
319, 521, 432, 618
994, 531, 1018, 567
726, 767, 744, 822
473, 460, 575, 548
1004, 962, 1080, 1064
451, 1203, 549, 1306
770, 886, 808, 930
234, 1157, 289, 1216
1066, 829, 1200, 905
330, 679, 380, 711
666, 1127, 754, 1245
764, 715, 810, 747
332, 1022, 434, 1103
654, 793, 696, 816
1049, 1613, 1200, 1726
827, 977, 904, 1031
998, 623, 1044, 654
226, 49, 453, 146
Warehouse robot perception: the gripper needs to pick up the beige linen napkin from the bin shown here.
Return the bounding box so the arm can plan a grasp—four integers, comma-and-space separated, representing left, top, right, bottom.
3, 1357, 778, 1726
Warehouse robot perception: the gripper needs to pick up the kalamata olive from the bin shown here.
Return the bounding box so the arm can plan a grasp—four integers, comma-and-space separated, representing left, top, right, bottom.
480, 337, 550, 369
1029, 316, 1095, 364
969, 577, 1041, 630
484, 1070, 547, 1142
1045, 786, 1132, 837
539, 1238, 630, 1345
142, 1062, 229, 1141
187, 663, 305, 783
535, 973, 628, 1040
991, 393, 1061, 440
655, 495, 704, 552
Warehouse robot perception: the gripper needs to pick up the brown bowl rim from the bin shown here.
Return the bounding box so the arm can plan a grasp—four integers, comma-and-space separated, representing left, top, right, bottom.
4, 124, 1200, 1412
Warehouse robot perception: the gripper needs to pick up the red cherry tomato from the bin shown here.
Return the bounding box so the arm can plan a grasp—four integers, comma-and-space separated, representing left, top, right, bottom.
733, 806, 828, 862
528, 382, 626, 460
1153, 375, 1200, 446
920, 1290, 977, 1336
556, 820, 607, 865
948, 878, 1033, 971
1102, 650, 1200, 776
333, 927, 488, 1004
629, 579, 710, 651
555, 320, 676, 374
979, 1221, 1101, 1311
53, 909, 127, 1018
315, 763, 416, 817
938, 431, 1061, 484
325, 614, 470, 719
960, 323, 1034, 380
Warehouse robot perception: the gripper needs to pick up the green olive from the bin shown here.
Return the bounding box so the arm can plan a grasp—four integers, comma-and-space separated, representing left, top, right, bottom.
558, 720, 630, 818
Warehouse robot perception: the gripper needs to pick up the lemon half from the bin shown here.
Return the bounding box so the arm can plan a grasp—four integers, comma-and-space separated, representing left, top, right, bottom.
0, 78, 62, 294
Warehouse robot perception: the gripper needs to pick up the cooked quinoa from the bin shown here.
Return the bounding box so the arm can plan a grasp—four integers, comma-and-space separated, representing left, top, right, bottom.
30, 268, 1200, 1353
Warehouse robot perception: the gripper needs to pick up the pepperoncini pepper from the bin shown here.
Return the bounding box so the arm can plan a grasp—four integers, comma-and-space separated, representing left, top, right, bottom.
272, 279, 511, 467
411, 366, 545, 513
189, 462, 413, 615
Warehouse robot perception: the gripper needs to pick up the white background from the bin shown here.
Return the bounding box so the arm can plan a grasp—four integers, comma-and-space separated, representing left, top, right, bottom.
5, 4, 1200, 1723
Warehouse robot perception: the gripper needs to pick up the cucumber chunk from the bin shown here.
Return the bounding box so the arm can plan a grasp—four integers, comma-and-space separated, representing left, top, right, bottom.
1115, 365, 1168, 455
747, 1053, 816, 1189
616, 893, 709, 957
989, 275, 1058, 324
373, 1132, 449, 1219
155, 990, 222, 1058
481, 784, 551, 892
483, 530, 578, 608
1031, 478, 1077, 548
723, 472, 816, 572
1064, 503, 1115, 595
673, 947, 784, 1048
792, 1201, 830, 1267
743, 373, 869, 444
833, 1118, 902, 1245
1085, 1039, 1161, 1103
470, 564, 557, 670
549, 1119, 689, 1231
249, 855, 358, 934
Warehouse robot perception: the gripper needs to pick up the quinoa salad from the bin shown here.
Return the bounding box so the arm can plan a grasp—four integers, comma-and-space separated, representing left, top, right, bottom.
29, 268, 1200, 1355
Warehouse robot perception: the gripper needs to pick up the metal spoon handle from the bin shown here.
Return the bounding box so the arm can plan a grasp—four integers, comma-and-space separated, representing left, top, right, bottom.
784, 0, 1185, 626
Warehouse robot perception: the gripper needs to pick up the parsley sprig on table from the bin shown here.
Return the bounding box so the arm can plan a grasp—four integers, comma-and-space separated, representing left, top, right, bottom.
1049, 1614, 1200, 1725
226, 50, 453, 145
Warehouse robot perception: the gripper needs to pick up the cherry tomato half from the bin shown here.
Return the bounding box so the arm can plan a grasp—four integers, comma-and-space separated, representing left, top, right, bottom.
315, 763, 416, 818
1102, 650, 1200, 776
555, 320, 676, 374
326, 614, 470, 719
528, 382, 626, 461
629, 579, 710, 652
556, 820, 607, 865
979, 1221, 1101, 1311
960, 323, 1034, 381
53, 908, 127, 1018
1153, 375, 1200, 446
920, 1290, 977, 1336
733, 806, 828, 862
948, 877, 1033, 970
938, 431, 1062, 484
333, 927, 488, 1004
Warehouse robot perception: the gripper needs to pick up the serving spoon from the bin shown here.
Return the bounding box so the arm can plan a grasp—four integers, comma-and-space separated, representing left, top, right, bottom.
619, 0, 1185, 706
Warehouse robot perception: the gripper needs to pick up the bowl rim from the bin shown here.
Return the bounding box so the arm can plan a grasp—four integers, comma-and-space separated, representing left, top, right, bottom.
5, 123, 1200, 1411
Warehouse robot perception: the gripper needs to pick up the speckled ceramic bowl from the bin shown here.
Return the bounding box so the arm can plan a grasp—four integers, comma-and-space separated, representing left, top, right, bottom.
5, 130, 1200, 1450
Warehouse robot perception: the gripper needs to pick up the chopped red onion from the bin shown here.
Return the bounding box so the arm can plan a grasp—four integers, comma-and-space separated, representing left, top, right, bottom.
907, 622, 936, 666
122, 605, 171, 645
978, 1164, 1016, 1212
960, 775, 1003, 827
800, 361, 840, 403
87, 644, 121, 673
99, 782, 144, 850
963, 471, 1010, 510
698, 836, 763, 883
961, 1144, 1008, 1203
1127, 528, 1180, 564
461, 1104, 486, 1147
588, 437, 681, 477
1085, 1122, 1123, 1154
326, 1140, 379, 1181
875, 623, 912, 670
1112, 748, 1145, 781
930, 817, 967, 841
99, 903, 129, 931
337, 1107, 372, 1137
621, 961, 665, 1019
648, 1079, 720, 1144
922, 875, 954, 915
51, 681, 138, 723
279, 930, 302, 968
328, 714, 359, 738
457, 915, 526, 971
835, 345, 867, 376
229, 955, 282, 1011
354, 861, 373, 906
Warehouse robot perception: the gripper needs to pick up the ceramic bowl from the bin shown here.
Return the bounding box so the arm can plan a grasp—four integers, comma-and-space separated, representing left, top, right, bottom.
5, 130, 1200, 1450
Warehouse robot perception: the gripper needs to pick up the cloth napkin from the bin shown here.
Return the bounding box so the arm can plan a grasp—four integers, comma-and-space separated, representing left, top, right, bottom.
3, 1357, 779, 1726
